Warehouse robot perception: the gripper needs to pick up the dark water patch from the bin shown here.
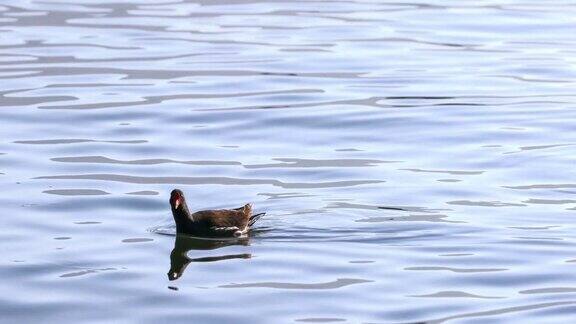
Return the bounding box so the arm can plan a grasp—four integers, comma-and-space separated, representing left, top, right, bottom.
220, 278, 373, 290
326, 202, 403, 211
257, 225, 468, 244
447, 200, 526, 207
520, 288, 576, 295
295, 318, 346, 323
513, 236, 563, 241
409, 291, 504, 299
519, 143, 575, 151
505, 237, 571, 247
357, 214, 463, 224
325, 202, 442, 213
15, 139, 147, 144
51, 156, 241, 166
126, 190, 158, 196
35, 196, 165, 212
122, 238, 153, 243
258, 192, 315, 200
509, 226, 560, 230
523, 199, 576, 205
504, 184, 576, 190
405, 267, 507, 273
35, 174, 384, 189
0, 95, 76, 106
501, 127, 527, 131
244, 158, 393, 169
400, 169, 484, 175
199, 97, 379, 112
43, 189, 110, 196
378, 206, 409, 211
349, 260, 375, 264
60, 267, 116, 278
40, 88, 324, 110
334, 148, 363, 152
557, 190, 576, 195
381, 206, 449, 213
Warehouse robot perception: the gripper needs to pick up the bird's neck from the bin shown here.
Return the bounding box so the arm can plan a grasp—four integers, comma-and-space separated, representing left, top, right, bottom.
173, 202, 195, 232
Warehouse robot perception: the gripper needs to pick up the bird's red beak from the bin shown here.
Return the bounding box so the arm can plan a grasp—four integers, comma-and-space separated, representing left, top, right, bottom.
171, 192, 182, 210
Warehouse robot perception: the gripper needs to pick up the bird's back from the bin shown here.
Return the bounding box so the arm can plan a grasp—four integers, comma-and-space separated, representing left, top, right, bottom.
192, 204, 251, 231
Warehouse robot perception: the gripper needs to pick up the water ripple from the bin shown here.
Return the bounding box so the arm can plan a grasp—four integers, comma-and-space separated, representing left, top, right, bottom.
35, 174, 384, 189
220, 278, 373, 290
2, 0, 576, 323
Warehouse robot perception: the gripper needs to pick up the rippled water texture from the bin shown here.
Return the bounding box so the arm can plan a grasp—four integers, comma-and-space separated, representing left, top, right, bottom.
2, 1, 576, 323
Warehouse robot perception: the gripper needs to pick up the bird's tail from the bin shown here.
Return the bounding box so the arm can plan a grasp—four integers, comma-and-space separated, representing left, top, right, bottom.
249, 212, 265, 227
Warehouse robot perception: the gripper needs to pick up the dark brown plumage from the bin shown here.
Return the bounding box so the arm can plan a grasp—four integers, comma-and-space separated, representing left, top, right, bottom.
169, 189, 264, 237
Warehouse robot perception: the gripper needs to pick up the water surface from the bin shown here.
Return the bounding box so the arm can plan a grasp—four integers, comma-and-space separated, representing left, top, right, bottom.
1, 0, 576, 323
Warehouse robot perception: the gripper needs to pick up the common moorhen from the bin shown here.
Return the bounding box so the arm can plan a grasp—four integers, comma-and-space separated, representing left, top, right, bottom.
169, 189, 265, 237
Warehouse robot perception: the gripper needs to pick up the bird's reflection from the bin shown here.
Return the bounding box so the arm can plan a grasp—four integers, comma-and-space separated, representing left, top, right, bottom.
168, 234, 251, 281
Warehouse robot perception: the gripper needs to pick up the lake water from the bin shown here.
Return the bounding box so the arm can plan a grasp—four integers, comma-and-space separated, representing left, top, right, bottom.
1, 1, 576, 323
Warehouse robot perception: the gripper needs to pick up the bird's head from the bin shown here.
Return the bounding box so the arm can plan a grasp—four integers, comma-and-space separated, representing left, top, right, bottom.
170, 189, 185, 211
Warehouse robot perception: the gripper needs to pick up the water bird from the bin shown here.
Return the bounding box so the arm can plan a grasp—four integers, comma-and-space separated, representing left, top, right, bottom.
169, 189, 265, 237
